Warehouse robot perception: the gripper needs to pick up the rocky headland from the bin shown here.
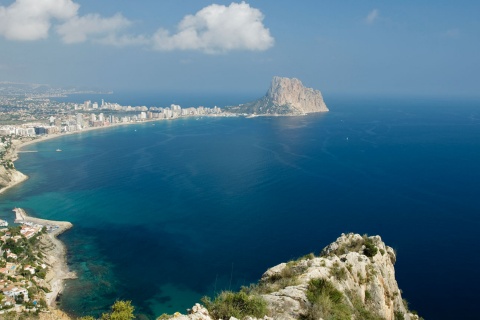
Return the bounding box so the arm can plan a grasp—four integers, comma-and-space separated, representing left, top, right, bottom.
160, 233, 421, 320
227, 77, 329, 116
0, 139, 28, 194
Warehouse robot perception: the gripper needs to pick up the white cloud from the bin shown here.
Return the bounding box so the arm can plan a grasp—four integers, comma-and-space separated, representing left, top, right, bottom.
152, 1, 274, 53
0, 1, 275, 54
365, 9, 379, 25
0, 0, 78, 40
0, 0, 131, 43
56, 13, 131, 44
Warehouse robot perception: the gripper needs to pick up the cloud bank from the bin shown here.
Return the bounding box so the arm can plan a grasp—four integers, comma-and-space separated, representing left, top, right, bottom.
0, 0, 274, 53
152, 2, 274, 53
0, 0, 78, 40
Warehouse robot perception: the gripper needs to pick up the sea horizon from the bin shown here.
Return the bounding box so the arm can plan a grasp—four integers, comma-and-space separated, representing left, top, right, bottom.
1, 94, 480, 319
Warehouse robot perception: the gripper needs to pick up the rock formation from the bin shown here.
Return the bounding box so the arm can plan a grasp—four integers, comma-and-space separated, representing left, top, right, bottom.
0, 166, 26, 190
161, 233, 421, 320
227, 77, 328, 115
0, 141, 28, 194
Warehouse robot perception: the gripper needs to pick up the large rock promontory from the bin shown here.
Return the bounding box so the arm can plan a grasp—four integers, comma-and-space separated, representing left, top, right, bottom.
227, 76, 329, 116
161, 233, 421, 320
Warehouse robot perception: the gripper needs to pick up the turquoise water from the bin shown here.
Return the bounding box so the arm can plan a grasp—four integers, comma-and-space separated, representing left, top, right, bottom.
1, 96, 480, 319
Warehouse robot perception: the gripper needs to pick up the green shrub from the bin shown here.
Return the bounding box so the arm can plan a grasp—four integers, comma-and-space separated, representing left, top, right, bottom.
254, 261, 306, 294
306, 279, 343, 304
305, 278, 350, 320
100, 300, 135, 320
365, 290, 372, 301
296, 253, 315, 261
363, 237, 378, 257
366, 264, 377, 283
201, 291, 267, 319
330, 261, 347, 281
394, 310, 405, 320
350, 295, 384, 320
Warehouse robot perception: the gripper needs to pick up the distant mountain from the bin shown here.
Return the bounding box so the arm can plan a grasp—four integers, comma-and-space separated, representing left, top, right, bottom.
0, 81, 111, 96
227, 76, 329, 115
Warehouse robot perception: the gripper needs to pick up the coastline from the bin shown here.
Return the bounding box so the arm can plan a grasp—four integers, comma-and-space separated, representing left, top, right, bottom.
0, 114, 234, 317
13, 208, 76, 307
0, 117, 178, 195
0, 113, 235, 195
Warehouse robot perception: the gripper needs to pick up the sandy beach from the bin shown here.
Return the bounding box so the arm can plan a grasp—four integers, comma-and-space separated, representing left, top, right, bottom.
13, 207, 76, 308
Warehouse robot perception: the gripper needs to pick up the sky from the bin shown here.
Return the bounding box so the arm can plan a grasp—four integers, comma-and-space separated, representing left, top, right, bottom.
0, 0, 479, 97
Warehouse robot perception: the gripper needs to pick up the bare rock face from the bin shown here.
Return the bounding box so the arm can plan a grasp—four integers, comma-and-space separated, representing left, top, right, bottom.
0, 165, 27, 193
161, 234, 421, 320
261, 233, 417, 320
228, 76, 328, 115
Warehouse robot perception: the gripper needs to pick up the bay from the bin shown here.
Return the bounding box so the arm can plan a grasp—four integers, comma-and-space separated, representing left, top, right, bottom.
1, 95, 480, 319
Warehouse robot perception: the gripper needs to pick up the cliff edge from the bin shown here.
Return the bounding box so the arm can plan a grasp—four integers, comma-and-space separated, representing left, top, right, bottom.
161, 233, 421, 320
227, 77, 328, 116
0, 139, 28, 194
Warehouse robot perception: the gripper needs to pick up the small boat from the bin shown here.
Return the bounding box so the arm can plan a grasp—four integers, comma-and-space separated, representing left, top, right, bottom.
56, 149, 62, 152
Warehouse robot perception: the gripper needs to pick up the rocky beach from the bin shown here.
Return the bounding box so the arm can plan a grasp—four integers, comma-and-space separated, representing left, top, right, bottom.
13, 208, 76, 307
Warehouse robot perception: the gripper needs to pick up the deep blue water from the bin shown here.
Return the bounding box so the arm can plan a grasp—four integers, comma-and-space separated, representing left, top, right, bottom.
1, 95, 480, 319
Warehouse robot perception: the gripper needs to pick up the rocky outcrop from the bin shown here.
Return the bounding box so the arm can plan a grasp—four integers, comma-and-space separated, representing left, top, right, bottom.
227, 77, 328, 116
161, 233, 421, 320
0, 163, 28, 194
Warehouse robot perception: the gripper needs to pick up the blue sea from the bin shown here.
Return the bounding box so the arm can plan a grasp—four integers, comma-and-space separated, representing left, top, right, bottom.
1, 94, 480, 319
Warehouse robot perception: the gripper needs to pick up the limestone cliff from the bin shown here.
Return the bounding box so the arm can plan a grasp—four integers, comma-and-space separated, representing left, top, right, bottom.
227, 77, 328, 115
161, 234, 421, 320
0, 165, 27, 191
0, 141, 28, 194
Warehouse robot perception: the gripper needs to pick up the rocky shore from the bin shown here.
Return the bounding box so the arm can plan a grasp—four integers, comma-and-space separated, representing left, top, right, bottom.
13, 208, 76, 307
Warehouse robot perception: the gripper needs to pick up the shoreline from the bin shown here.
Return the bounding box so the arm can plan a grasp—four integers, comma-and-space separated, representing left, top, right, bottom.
0, 113, 236, 195
13, 208, 76, 308
0, 117, 188, 195
0, 113, 235, 316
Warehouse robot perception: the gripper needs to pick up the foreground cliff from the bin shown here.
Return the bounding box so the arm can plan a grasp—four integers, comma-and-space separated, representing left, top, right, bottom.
160, 233, 422, 320
0, 138, 28, 194
227, 77, 328, 116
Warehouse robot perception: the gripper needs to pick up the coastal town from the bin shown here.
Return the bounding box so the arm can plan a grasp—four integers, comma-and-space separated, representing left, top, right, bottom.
0, 83, 232, 192
0, 207, 72, 317
0, 94, 227, 138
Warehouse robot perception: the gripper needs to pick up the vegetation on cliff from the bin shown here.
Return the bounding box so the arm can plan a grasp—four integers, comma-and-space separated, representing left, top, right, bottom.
155, 233, 423, 320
